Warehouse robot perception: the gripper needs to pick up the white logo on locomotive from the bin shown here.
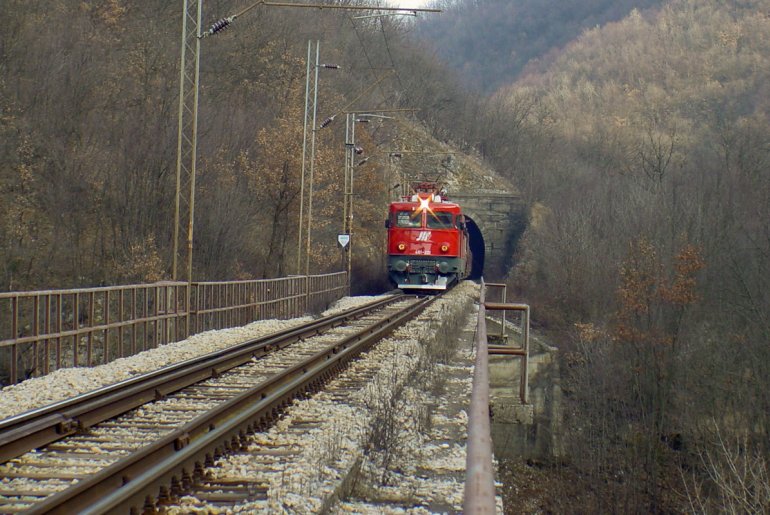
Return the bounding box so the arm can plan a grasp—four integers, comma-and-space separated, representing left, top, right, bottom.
415, 231, 431, 242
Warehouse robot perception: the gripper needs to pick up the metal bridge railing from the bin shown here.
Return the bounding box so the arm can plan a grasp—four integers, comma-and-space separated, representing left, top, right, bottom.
0, 272, 348, 386
464, 280, 531, 512
464, 280, 497, 513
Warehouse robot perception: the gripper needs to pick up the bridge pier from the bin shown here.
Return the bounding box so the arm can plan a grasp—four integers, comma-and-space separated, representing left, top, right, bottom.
488, 323, 564, 463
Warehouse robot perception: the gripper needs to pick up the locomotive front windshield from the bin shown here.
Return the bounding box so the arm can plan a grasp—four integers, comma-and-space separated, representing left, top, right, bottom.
394, 209, 456, 229
426, 212, 454, 229
395, 210, 421, 228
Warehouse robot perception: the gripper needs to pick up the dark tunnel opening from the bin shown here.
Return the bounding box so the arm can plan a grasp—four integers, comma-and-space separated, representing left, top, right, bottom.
465, 216, 485, 279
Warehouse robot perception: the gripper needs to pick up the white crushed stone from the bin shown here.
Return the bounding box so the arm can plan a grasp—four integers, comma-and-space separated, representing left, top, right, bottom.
208, 281, 484, 513
0, 295, 389, 421
323, 295, 391, 316
2, 285, 499, 512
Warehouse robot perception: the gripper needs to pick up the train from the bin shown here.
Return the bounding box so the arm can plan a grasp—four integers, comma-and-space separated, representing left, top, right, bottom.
385, 182, 471, 291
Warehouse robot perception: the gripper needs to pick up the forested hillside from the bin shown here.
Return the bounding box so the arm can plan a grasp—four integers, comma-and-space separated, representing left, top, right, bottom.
2, 0, 770, 511
417, 0, 665, 91
0, 0, 465, 290
475, 0, 769, 511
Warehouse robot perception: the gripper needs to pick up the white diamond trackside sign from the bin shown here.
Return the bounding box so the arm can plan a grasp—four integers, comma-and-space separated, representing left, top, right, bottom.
337, 234, 351, 248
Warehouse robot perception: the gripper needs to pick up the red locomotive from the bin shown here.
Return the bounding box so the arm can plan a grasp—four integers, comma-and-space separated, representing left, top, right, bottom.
385, 183, 471, 291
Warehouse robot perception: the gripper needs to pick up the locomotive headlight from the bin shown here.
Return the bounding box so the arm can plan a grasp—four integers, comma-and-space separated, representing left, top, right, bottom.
438, 261, 450, 273
440, 244, 449, 252
394, 260, 408, 272
397, 242, 406, 251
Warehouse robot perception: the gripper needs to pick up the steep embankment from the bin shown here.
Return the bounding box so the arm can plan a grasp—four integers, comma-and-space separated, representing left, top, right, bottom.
381, 120, 515, 195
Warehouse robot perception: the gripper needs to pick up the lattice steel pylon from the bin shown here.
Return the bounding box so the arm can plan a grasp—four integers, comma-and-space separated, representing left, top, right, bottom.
173, 0, 202, 284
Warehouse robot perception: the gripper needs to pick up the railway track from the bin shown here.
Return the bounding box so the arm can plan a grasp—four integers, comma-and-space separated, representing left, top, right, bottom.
0, 294, 435, 514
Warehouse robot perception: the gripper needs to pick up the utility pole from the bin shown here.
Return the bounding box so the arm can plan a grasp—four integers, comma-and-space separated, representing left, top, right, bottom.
339, 110, 412, 291
297, 41, 320, 276
173, 0, 201, 287
172, 0, 202, 337
173, 1, 440, 292
304, 41, 320, 278
344, 113, 357, 292
300, 41, 339, 278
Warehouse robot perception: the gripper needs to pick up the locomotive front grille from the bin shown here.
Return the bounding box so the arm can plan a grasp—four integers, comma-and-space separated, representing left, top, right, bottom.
407, 258, 437, 272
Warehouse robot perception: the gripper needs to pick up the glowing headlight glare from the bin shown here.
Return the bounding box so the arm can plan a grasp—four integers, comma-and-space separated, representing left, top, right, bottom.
397, 242, 406, 251
414, 195, 437, 219
440, 244, 449, 252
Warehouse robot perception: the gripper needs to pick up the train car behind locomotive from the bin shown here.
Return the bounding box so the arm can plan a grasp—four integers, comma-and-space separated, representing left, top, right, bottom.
385, 183, 471, 291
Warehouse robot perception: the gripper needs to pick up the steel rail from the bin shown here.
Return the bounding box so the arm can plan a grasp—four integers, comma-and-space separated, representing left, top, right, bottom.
27, 295, 435, 514
0, 295, 402, 465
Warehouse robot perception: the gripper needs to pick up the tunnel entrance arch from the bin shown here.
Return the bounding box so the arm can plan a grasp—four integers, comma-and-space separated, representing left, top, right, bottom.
465, 216, 485, 280
451, 191, 525, 281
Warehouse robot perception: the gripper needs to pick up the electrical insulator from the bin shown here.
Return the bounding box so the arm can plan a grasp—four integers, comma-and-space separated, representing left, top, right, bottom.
321, 64, 340, 69
319, 116, 335, 129
354, 146, 364, 155
207, 17, 233, 36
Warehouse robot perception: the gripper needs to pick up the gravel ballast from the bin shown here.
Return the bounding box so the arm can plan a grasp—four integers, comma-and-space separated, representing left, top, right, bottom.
1, 285, 501, 512
0, 296, 388, 421
167, 281, 499, 513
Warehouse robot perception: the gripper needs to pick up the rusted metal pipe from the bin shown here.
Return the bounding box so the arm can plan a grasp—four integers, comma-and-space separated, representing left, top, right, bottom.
463, 280, 497, 513
488, 345, 526, 356
484, 301, 529, 311
484, 301, 530, 404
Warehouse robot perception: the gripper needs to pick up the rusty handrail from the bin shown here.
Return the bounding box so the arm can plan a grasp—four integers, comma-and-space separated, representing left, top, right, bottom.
464, 279, 497, 513
0, 273, 348, 386
0, 283, 189, 384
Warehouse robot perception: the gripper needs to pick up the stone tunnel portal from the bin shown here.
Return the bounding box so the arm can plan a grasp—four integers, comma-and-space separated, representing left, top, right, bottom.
452, 191, 524, 281
465, 216, 485, 280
